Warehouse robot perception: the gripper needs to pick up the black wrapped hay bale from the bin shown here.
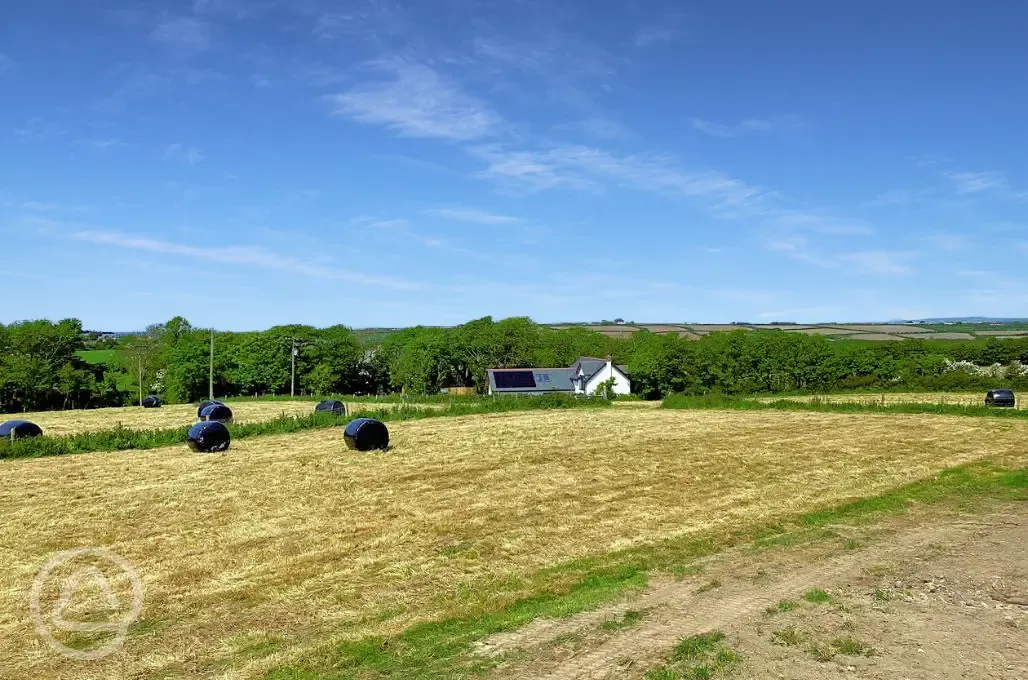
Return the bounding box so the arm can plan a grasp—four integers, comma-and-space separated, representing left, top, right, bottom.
142, 395, 162, 408
343, 417, 389, 452
315, 399, 347, 416
0, 419, 43, 440
186, 421, 231, 453
199, 403, 233, 424
197, 399, 224, 418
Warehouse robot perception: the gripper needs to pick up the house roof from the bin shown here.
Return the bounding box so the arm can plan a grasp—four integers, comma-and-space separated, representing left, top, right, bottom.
487, 368, 575, 392
571, 357, 606, 379
571, 356, 629, 381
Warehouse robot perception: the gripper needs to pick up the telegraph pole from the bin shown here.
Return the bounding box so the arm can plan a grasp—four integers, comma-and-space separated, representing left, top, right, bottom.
209, 328, 215, 401
290, 338, 297, 397
138, 355, 143, 406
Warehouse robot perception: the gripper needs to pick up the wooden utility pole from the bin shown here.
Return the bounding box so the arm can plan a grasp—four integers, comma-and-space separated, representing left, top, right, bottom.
290, 338, 298, 397
209, 328, 215, 401
138, 355, 143, 406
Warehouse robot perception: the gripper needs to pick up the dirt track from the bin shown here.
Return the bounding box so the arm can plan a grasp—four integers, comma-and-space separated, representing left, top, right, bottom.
485, 503, 1028, 679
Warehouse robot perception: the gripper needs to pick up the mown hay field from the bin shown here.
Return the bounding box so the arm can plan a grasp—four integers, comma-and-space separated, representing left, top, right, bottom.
13, 401, 413, 436
762, 392, 1023, 409
2, 408, 1026, 679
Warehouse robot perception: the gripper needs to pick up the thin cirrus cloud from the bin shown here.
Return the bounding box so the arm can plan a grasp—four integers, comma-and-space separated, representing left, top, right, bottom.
946, 171, 1007, 194
768, 238, 915, 276
423, 207, 522, 224
470, 143, 769, 209
837, 250, 915, 276
942, 170, 1027, 202
634, 27, 677, 48
71, 230, 421, 290
326, 53, 876, 277
326, 58, 500, 141
691, 117, 792, 138
150, 17, 212, 51
163, 143, 205, 164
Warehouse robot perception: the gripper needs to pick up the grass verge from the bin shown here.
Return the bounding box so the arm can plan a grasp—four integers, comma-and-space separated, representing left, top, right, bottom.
662, 393, 1028, 419
0, 394, 608, 460
263, 461, 1027, 679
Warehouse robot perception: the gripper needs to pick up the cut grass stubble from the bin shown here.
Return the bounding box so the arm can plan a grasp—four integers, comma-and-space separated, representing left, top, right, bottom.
1, 407, 1026, 679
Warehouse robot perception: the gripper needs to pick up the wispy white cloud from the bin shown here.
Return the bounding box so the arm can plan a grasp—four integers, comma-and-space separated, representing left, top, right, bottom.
765, 237, 834, 268
472, 36, 557, 72
938, 169, 1027, 202
837, 250, 915, 276
469, 145, 593, 192
150, 16, 212, 51
350, 216, 490, 260
863, 187, 937, 207
472, 34, 614, 81
912, 153, 951, 168
945, 171, 1008, 194
634, 27, 678, 48
76, 138, 127, 151
470, 144, 769, 209
691, 116, 801, 138
13, 117, 66, 140
94, 66, 222, 113
287, 189, 321, 201
163, 143, 205, 164
350, 216, 410, 230
296, 62, 348, 87
313, 2, 410, 41
21, 202, 60, 212
554, 117, 633, 141
192, 0, 270, 19
327, 58, 499, 141
923, 232, 971, 252
423, 207, 521, 224
767, 211, 873, 236
71, 230, 420, 290
764, 236, 912, 276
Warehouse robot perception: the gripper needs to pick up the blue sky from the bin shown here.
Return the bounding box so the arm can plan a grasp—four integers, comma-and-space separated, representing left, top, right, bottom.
1, 0, 1026, 331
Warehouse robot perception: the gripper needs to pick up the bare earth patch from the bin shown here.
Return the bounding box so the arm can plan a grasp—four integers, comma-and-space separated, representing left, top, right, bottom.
1, 408, 1025, 678
486, 505, 1028, 680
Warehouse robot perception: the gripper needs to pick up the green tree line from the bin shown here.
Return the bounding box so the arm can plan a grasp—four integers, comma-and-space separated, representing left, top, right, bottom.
3, 316, 1028, 413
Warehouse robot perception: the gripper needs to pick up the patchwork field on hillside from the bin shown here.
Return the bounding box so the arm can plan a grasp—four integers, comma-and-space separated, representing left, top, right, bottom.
2, 407, 1025, 679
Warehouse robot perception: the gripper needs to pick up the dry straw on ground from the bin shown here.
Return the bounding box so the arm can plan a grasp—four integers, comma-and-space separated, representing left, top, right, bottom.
14, 401, 406, 436
1, 408, 1025, 679
768, 392, 1023, 409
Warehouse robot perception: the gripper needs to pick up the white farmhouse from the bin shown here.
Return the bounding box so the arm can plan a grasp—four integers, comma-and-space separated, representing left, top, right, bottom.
486, 357, 631, 397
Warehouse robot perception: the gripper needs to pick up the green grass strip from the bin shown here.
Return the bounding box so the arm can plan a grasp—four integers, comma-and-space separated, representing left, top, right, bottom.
0, 394, 608, 460
661, 393, 1028, 419
264, 462, 1027, 679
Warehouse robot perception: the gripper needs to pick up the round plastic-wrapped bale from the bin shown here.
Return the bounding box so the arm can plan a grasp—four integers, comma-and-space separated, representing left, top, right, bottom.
315, 399, 347, 416
0, 419, 43, 440
199, 403, 233, 424
186, 421, 231, 453
197, 399, 224, 418
343, 417, 389, 451
142, 394, 162, 408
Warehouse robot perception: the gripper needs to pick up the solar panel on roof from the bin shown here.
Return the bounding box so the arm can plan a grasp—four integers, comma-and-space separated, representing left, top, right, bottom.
494, 370, 537, 389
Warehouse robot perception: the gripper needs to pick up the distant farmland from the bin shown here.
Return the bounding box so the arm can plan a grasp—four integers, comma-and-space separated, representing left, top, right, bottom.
539, 322, 1028, 342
